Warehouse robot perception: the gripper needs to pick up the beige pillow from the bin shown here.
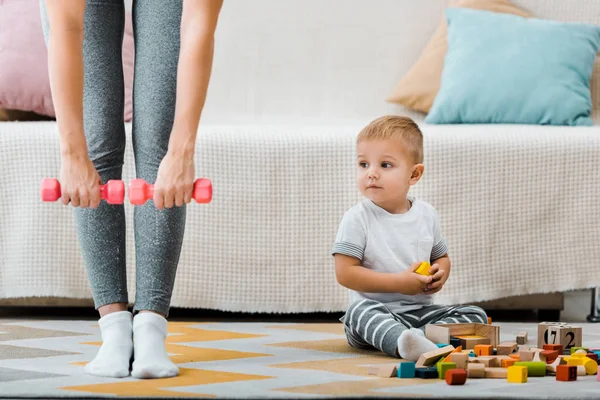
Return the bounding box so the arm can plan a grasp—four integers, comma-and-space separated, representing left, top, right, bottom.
386, 0, 531, 113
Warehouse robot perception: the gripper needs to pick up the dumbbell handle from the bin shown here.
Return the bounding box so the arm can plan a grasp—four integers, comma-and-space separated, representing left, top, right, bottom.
40, 178, 125, 204
129, 178, 212, 205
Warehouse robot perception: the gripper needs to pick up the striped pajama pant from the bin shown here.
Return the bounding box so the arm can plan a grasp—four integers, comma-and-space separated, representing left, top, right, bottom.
342, 299, 488, 357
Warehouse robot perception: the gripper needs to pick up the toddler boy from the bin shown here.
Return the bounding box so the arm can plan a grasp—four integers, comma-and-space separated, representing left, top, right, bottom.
331, 116, 487, 361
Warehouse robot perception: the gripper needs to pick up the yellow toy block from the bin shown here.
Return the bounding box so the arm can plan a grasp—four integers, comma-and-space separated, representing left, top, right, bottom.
414, 261, 431, 276
507, 366, 528, 383
565, 356, 598, 375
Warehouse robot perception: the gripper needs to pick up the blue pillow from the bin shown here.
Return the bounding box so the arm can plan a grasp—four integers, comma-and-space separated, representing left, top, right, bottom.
425, 8, 600, 126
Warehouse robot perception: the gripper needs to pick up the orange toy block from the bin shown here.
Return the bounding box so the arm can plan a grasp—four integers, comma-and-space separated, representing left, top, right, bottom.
502, 358, 516, 368
445, 369, 467, 385
443, 346, 463, 363
475, 344, 493, 356
540, 350, 559, 364
556, 365, 577, 381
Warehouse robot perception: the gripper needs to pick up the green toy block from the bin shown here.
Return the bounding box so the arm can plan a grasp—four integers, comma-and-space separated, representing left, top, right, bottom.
514, 361, 546, 377
437, 362, 456, 379
570, 347, 589, 355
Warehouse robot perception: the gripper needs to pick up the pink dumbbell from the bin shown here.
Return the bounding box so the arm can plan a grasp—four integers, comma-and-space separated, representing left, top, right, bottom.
128, 178, 213, 205
40, 178, 125, 205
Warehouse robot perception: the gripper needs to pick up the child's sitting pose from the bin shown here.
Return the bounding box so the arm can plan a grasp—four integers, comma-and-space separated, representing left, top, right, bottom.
331, 116, 487, 361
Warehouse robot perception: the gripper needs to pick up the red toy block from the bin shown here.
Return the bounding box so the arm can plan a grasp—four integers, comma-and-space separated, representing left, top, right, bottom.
41, 178, 124, 205
586, 353, 598, 363
445, 369, 467, 385
129, 178, 212, 205
544, 344, 563, 354
556, 365, 577, 382
541, 350, 559, 364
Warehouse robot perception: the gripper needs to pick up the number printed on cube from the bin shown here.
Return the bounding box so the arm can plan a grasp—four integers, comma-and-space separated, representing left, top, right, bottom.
537, 322, 582, 350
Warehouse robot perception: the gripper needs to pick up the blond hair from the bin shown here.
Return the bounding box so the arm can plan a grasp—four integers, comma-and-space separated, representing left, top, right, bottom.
356, 115, 423, 164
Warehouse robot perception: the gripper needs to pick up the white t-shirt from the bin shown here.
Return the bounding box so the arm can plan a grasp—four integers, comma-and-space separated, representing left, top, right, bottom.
331, 197, 448, 311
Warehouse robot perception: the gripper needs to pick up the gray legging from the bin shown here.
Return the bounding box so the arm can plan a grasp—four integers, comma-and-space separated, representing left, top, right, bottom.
40, 0, 185, 317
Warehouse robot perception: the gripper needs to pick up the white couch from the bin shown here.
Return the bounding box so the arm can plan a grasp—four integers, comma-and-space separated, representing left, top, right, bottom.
1, 0, 599, 314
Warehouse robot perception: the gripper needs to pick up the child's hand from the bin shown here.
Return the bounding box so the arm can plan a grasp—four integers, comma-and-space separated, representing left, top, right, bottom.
399, 261, 434, 295
424, 263, 447, 294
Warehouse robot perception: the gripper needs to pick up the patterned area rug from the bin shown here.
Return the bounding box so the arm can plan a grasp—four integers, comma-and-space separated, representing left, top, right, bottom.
0, 320, 599, 399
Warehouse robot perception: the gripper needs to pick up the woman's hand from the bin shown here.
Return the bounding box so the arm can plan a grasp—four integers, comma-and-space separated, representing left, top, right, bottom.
153, 149, 195, 210
59, 153, 102, 208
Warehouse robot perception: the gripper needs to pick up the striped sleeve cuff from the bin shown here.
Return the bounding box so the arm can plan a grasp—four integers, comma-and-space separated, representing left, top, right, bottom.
331, 242, 364, 260
431, 239, 449, 261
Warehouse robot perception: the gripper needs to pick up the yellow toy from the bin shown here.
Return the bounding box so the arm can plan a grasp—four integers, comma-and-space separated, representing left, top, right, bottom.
415, 261, 432, 276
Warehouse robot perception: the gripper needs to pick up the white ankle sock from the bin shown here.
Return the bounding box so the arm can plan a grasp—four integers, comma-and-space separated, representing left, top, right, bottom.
131, 312, 179, 379
410, 327, 425, 337
84, 311, 133, 378
397, 329, 439, 361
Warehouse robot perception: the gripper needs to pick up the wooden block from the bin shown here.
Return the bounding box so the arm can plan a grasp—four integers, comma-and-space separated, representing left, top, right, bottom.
426, 323, 499, 348
414, 261, 432, 276
368, 364, 398, 377
474, 344, 493, 356
485, 367, 508, 379
496, 342, 518, 356
449, 336, 462, 348
416, 345, 455, 368
467, 363, 485, 378
442, 346, 463, 363
556, 365, 577, 381
437, 362, 456, 380
519, 351, 535, 362
529, 347, 545, 353
450, 353, 469, 370
514, 361, 547, 377
543, 344, 563, 353
537, 322, 582, 350
397, 361, 416, 378
537, 322, 569, 348
570, 347, 589, 355
516, 332, 528, 345
587, 353, 599, 363
502, 358, 516, 368
546, 356, 567, 374
507, 365, 528, 383
415, 367, 438, 379
471, 356, 499, 368
445, 369, 467, 385
582, 358, 598, 375
509, 353, 521, 361
487, 317, 492, 324
577, 365, 586, 376
458, 337, 491, 349
539, 350, 558, 364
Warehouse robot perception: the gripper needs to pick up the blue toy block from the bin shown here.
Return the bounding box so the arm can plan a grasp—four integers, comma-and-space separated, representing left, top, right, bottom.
468, 351, 476, 357
397, 361, 416, 378
436, 343, 449, 348
450, 337, 461, 348
415, 367, 438, 379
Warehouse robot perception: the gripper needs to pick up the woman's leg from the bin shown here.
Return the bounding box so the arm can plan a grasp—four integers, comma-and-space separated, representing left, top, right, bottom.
130, 0, 184, 379
39, 0, 131, 378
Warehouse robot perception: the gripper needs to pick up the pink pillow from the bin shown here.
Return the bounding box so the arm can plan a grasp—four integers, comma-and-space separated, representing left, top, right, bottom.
0, 0, 134, 121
